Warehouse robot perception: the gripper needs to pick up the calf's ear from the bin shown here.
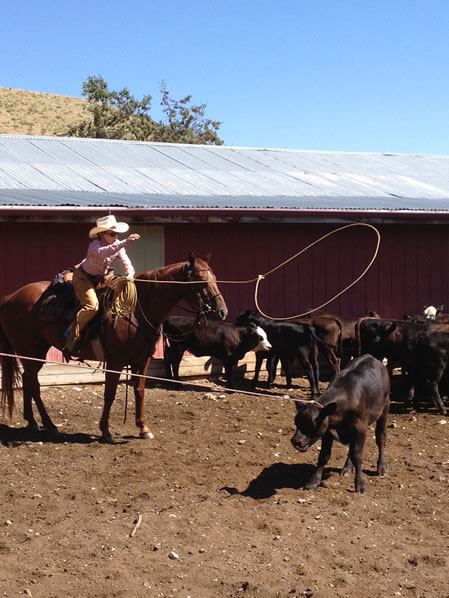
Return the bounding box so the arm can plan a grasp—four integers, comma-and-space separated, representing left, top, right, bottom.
320, 402, 337, 419
294, 399, 310, 412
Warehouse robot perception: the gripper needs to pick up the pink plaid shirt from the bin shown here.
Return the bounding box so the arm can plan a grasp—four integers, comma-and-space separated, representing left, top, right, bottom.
79, 238, 135, 277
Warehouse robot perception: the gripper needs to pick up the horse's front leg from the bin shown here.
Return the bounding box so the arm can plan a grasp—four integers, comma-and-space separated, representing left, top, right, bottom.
99, 370, 121, 443
133, 357, 154, 439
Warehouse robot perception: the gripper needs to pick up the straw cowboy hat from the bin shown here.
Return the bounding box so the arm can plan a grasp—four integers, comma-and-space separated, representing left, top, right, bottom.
89, 215, 129, 239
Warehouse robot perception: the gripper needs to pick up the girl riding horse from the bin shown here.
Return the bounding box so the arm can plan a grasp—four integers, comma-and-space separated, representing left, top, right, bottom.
64, 214, 140, 356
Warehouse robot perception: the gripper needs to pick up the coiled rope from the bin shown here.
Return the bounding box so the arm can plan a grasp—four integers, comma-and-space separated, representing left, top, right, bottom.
103, 278, 137, 318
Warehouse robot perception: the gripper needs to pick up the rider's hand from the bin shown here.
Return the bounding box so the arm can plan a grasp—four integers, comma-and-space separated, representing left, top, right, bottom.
125, 233, 140, 244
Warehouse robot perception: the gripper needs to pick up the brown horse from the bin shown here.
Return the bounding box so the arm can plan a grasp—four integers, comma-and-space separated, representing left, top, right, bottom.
0, 252, 227, 443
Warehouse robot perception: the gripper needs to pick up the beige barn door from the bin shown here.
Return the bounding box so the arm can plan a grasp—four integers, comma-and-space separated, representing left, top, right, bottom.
115, 224, 165, 274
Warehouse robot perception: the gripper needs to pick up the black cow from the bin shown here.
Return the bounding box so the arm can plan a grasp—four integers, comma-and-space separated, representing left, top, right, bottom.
162, 316, 271, 389
357, 318, 426, 402
235, 310, 320, 396
357, 317, 449, 412
291, 314, 342, 376
413, 329, 449, 414
406, 305, 449, 324
403, 314, 429, 324
291, 354, 390, 493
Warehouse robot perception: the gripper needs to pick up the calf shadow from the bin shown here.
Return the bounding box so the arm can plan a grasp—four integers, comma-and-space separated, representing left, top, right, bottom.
222, 461, 320, 499
222, 461, 380, 499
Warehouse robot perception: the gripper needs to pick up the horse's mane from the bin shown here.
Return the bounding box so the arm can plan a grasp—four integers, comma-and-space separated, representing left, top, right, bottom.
135, 261, 186, 282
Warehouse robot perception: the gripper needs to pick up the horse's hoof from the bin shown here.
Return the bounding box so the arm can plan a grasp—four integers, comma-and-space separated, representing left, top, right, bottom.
140, 431, 154, 440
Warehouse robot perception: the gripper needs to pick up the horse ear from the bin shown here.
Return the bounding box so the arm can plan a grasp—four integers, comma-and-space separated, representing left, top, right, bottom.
188, 251, 196, 266
202, 252, 211, 264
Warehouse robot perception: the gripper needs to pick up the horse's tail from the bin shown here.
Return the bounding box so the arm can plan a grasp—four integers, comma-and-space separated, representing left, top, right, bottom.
0, 324, 21, 419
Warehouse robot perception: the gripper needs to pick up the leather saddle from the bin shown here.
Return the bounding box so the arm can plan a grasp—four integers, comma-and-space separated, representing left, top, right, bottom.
38, 270, 76, 325
38, 270, 106, 337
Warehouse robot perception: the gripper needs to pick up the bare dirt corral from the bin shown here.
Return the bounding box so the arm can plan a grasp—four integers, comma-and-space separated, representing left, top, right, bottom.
1, 374, 448, 598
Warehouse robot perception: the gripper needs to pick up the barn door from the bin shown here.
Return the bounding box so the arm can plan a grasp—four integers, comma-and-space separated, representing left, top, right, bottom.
114, 224, 165, 274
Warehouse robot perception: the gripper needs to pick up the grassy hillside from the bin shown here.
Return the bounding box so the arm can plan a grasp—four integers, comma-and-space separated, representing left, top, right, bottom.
0, 87, 91, 136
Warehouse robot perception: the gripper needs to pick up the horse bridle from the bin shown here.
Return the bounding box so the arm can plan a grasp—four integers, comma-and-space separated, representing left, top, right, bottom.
183, 263, 223, 317
120, 262, 224, 338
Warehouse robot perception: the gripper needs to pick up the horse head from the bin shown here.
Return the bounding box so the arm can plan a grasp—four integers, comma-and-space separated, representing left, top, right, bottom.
183, 252, 228, 320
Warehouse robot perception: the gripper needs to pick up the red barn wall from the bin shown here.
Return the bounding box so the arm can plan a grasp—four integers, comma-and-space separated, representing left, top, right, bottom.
165, 221, 449, 322
0, 222, 88, 298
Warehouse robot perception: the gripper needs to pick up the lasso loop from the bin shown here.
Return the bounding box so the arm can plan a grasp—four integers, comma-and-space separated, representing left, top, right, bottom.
254, 223, 381, 320
131, 223, 380, 320
103, 277, 137, 318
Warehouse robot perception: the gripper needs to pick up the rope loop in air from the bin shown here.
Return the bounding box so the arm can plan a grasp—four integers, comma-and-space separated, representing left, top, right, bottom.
254, 222, 381, 320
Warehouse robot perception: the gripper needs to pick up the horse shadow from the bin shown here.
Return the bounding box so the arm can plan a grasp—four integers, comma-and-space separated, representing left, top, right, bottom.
0, 424, 116, 446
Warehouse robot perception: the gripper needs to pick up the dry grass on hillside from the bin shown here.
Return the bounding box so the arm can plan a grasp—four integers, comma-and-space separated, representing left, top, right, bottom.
0, 87, 91, 136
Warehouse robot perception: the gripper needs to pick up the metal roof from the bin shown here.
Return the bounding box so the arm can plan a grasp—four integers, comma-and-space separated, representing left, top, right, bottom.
0, 134, 449, 212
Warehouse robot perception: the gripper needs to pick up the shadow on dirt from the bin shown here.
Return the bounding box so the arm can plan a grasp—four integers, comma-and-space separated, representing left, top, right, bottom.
221, 461, 318, 499
0, 424, 112, 447
221, 461, 383, 499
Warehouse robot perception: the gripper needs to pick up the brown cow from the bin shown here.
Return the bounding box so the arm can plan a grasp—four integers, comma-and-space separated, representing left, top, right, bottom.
293, 314, 343, 376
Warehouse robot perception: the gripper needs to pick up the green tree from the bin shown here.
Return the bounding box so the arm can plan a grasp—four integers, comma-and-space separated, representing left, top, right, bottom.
155, 81, 223, 145
60, 75, 223, 145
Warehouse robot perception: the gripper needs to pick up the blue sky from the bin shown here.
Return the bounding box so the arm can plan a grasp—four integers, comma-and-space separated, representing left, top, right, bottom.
1, 0, 448, 154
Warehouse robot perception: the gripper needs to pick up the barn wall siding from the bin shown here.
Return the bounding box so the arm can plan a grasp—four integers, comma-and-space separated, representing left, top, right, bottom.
0, 221, 90, 297
164, 221, 449, 321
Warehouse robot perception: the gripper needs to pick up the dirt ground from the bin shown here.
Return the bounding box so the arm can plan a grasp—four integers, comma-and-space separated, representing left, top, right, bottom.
1, 371, 448, 598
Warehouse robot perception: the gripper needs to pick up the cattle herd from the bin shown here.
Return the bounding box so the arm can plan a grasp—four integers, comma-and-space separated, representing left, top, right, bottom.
162, 305, 449, 493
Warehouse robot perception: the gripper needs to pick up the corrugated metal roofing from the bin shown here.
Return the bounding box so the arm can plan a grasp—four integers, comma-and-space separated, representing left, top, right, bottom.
0, 134, 448, 211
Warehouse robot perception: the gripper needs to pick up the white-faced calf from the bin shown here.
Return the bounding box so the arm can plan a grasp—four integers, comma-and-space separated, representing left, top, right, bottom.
163, 316, 271, 388
291, 354, 390, 493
